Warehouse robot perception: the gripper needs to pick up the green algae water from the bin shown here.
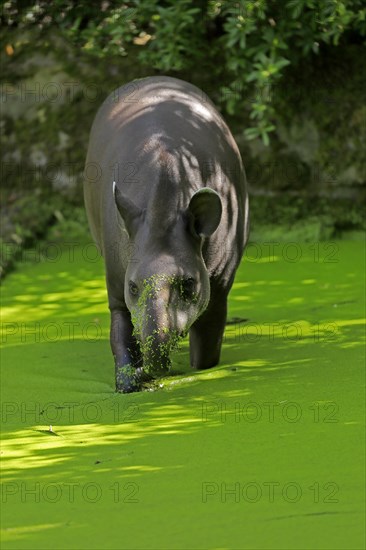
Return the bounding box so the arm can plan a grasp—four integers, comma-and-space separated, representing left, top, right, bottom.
1, 241, 365, 549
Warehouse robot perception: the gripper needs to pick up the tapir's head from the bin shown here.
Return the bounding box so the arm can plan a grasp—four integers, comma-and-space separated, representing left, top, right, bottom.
113, 182, 222, 375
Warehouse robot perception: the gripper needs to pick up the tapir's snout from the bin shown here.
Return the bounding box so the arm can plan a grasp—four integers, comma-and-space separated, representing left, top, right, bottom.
132, 278, 193, 376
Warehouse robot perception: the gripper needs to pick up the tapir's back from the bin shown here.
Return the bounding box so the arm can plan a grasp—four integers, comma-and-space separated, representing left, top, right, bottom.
84, 76, 249, 282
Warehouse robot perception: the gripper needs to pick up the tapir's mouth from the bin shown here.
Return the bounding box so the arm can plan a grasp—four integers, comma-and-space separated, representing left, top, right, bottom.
137, 328, 185, 375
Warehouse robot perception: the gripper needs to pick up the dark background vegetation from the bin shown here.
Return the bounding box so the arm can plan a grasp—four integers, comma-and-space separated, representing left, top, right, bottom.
1, 0, 365, 276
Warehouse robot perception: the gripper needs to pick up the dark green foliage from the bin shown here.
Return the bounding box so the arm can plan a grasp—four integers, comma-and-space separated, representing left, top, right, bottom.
249, 194, 366, 241
0, 190, 61, 278
2, 0, 365, 143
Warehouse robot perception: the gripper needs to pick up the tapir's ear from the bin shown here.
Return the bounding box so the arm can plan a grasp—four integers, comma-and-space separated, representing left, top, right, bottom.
113, 181, 143, 236
187, 188, 222, 238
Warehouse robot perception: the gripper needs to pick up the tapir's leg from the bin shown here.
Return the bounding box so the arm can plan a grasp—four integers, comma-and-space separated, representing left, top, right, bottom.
189, 291, 228, 370
110, 309, 142, 392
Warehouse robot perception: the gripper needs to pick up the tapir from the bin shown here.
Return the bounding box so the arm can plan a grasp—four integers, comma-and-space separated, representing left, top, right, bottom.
84, 76, 249, 392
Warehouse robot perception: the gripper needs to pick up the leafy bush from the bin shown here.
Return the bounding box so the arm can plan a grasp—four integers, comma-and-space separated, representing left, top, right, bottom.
2, 0, 365, 144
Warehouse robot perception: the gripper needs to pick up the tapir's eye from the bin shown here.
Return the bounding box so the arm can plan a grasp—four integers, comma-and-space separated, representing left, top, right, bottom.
181, 277, 196, 301
129, 281, 139, 297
